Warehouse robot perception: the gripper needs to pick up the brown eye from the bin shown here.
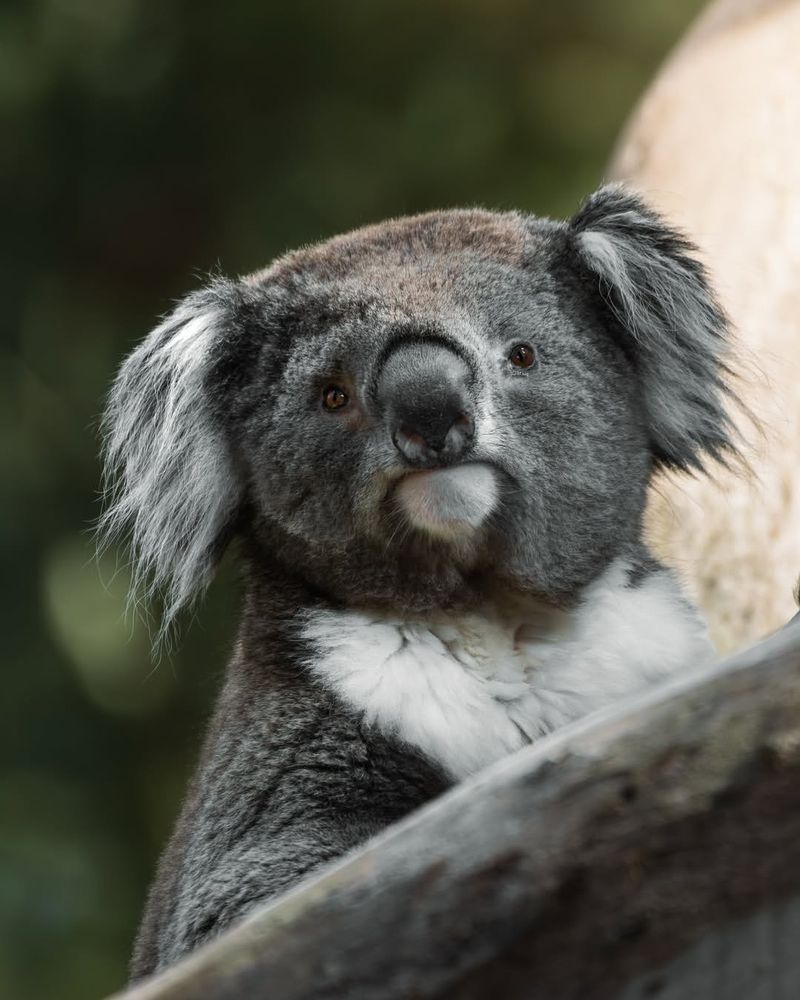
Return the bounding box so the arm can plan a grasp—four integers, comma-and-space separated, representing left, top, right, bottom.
322, 385, 349, 411
509, 343, 535, 369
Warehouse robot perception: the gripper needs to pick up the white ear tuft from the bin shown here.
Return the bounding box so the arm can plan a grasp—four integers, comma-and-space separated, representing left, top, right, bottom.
99, 284, 242, 642
571, 183, 739, 473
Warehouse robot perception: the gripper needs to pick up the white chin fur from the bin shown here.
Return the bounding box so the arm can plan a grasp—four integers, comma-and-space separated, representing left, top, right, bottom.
396, 463, 498, 536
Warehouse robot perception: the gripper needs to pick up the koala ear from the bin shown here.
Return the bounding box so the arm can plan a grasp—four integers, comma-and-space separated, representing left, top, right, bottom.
570, 183, 738, 472
100, 279, 244, 640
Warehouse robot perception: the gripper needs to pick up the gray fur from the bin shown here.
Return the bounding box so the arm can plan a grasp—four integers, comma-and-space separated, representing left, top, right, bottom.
99, 283, 243, 639
571, 184, 736, 472
99, 187, 739, 979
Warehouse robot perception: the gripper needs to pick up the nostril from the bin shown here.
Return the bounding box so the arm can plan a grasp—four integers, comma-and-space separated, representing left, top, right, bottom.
453, 411, 474, 437
442, 412, 474, 457
399, 426, 430, 451
393, 424, 443, 466
392, 425, 436, 465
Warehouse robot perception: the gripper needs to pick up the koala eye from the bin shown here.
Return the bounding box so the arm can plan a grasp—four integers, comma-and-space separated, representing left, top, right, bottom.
509, 343, 536, 369
322, 384, 349, 411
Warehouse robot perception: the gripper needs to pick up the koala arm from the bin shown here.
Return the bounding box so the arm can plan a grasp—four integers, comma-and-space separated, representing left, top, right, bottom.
131, 649, 448, 980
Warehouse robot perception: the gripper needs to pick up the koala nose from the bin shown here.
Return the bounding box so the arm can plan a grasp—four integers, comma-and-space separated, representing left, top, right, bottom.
377, 339, 476, 468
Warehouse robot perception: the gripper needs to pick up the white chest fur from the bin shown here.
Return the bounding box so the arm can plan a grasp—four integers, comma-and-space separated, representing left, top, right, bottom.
301, 560, 714, 780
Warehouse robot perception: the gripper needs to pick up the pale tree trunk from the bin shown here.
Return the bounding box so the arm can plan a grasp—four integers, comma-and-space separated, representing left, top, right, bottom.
610, 0, 800, 654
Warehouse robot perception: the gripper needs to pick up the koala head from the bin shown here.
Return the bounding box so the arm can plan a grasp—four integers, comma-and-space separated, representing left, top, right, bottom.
100, 185, 737, 636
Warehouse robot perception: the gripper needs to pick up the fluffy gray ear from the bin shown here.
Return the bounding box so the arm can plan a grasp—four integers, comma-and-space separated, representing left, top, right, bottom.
100, 280, 243, 640
570, 183, 738, 472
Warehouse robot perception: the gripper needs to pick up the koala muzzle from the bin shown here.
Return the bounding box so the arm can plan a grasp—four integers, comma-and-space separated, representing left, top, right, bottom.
377, 340, 475, 468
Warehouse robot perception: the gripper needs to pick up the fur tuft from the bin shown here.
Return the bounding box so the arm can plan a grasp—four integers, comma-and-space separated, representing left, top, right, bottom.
571, 183, 739, 472
99, 281, 241, 642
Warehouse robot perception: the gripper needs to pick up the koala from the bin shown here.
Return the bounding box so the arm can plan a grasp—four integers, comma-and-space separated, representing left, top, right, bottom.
101, 184, 737, 979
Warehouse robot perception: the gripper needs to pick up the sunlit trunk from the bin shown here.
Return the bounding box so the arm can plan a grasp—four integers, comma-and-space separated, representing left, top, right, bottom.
610, 0, 800, 652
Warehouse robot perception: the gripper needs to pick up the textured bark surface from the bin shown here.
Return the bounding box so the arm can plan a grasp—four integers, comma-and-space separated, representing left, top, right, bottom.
109, 619, 800, 1000
610, 0, 800, 653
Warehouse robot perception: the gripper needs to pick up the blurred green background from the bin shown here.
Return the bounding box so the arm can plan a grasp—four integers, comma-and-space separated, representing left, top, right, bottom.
1, 1, 707, 996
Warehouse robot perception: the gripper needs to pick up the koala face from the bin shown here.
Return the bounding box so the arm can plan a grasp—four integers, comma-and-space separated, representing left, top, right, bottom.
101, 186, 736, 633
226, 225, 651, 610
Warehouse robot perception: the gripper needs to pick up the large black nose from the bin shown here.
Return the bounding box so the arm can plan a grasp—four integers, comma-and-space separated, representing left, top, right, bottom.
376, 339, 475, 468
